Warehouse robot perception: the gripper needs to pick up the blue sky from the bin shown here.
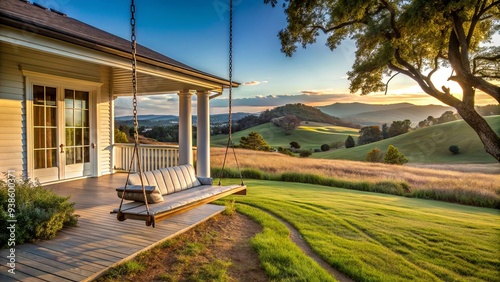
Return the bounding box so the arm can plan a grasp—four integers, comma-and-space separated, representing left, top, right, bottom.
42, 0, 497, 116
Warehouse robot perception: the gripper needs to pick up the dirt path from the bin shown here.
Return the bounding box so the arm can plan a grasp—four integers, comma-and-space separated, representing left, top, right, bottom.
271, 214, 354, 282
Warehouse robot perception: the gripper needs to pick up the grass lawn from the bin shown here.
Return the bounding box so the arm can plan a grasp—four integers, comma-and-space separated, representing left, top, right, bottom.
316, 116, 500, 163
211, 122, 359, 150
222, 179, 500, 282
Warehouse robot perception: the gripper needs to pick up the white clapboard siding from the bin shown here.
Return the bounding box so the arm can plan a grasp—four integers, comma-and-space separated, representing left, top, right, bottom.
0, 43, 113, 180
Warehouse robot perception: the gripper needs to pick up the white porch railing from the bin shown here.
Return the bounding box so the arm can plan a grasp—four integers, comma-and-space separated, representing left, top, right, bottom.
113, 143, 196, 172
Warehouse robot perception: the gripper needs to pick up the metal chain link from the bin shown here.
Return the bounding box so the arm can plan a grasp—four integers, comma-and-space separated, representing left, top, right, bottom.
228, 0, 233, 141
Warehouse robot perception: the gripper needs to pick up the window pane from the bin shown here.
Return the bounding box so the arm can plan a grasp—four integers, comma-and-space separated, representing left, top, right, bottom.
65, 109, 73, 126
34, 150, 45, 169
47, 149, 57, 168
66, 148, 75, 165
84, 146, 90, 163
81, 91, 89, 109
75, 128, 83, 146
65, 89, 74, 108
33, 85, 45, 105
84, 128, 89, 145
82, 110, 89, 127
74, 109, 82, 127
75, 147, 83, 163
34, 106, 44, 126
66, 128, 74, 146
74, 91, 82, 109
46, 87, 56, 106
46, 107, 56, 126
46, 128, 57, 148
34, 128, 45, 149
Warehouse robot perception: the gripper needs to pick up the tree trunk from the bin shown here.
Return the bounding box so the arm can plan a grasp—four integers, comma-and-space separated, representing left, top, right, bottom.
456, 105, 500, 162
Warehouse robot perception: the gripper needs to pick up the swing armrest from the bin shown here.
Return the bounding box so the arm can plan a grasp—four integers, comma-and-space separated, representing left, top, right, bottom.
116, 185, 164, 203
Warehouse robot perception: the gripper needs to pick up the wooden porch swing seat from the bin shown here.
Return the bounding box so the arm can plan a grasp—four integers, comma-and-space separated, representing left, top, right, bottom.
113, 164, 246, 226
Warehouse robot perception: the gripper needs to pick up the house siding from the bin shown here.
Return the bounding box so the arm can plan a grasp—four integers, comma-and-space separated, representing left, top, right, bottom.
0, 42, 113, 180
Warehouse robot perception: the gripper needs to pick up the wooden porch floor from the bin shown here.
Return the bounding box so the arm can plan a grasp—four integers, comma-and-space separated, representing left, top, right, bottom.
0, 173, 225, 282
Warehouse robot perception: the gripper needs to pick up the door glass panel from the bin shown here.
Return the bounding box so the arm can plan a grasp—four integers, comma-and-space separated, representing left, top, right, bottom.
46, 107, 56, 126
33, 85, 45, 105
33, 85, 59, 170
66, 128, 74, 146
47, 149, 57, 168
65, 109, 73, 126
34, 106, 44, 126
34, 128, 44, 149
46, 87, 57, 106
66, 148, 75, 165
64, 89, 90, 165
46, 128, 57, 148
34, 150, 45, 169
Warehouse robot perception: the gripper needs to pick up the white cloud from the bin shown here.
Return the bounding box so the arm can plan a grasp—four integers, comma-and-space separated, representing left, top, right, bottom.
242, 80, 269, 86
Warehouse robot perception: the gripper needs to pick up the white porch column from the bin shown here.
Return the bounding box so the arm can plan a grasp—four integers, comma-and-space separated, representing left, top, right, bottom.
178, 90, 193, 166
196, 91, 211, 178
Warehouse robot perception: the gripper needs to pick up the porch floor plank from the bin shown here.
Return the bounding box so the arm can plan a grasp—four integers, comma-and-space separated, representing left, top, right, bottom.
0, 174, 226, 281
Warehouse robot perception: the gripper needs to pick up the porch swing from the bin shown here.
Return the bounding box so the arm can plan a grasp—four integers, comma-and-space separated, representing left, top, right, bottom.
112, 0, 245, 227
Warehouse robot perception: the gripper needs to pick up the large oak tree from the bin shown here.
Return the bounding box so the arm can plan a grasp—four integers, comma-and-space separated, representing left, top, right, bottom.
266, 0, 500, 161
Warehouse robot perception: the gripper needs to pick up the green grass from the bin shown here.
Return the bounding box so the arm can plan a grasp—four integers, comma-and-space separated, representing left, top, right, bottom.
211, 122, 359, 150
223, 179, 500, 282
316, 115, 500, 163
235, 203, 336, 281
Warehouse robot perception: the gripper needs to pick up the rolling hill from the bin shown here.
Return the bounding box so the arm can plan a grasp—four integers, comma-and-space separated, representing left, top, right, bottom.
315, 115, 500, 163
211, 122, 360, 150
318, 102, 452, 126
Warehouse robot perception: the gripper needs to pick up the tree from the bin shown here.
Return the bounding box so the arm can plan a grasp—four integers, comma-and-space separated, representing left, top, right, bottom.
239, 132, 271, 151
266, 0, 500, 162
437, 111, 459, 124
114, 128, 128, 143
381, 123, 390, 139
320, 144, 330, 151
384, 145, 409, 165
290, 141, 301, 149
358, 126, 383, 145
345, 135, 355, 148
449, 145, 460, 155
365, 148, 384, 162
388, 119, 412, 138
276, 115, 301, 134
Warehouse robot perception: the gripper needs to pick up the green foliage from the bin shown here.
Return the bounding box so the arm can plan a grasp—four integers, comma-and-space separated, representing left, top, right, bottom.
299, 149, 313, 158
272, 114, 301, 135
449, 145, 460, 155
365, 148, 383, 163
358, 126, 383, 145
99, 260, 145, 280
388, 119, 412, 138
114, 128, 129, 143
289, 141, 300, 149
222, 199, 236, 216
320, 144, 330, 151
384, 145, 409, 165
239, 132, 271, 151
0, 177, 78, 248
345, 135, 355, 148
277, 146, 294, 156
330, 141, 344, 149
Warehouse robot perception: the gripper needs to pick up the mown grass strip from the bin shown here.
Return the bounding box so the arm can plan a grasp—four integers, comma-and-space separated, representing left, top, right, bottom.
235, 203, 337, 282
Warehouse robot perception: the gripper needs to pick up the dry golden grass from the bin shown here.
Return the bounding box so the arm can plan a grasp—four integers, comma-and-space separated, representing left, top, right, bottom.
211, 147, 500, 201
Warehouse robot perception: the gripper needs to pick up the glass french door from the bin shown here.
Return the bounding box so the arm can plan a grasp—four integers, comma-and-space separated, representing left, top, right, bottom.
32, 84, 92, 183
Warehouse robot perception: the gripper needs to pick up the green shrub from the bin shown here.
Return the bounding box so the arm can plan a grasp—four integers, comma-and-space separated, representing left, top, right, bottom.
449, 145, 460, 155
384, 145, 408, 165
345, 135, 355, 148
114, 128, 129, 143
365, 148, 384, 162
277, 146, 294, 156
330, 141, 344, 149
0, 177, 79, 248
290, 141, 301, 149
320, 144, 330, 151
299, 150, 313, 158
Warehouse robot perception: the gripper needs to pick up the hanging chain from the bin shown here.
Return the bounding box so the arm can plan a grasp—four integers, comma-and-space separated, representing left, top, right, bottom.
228, 0, 233, 141
131, 0, 138, 144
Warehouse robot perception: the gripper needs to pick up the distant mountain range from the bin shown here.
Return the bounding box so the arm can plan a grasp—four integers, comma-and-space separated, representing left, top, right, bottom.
115, 112, 255, 126
317, 102, 453, 126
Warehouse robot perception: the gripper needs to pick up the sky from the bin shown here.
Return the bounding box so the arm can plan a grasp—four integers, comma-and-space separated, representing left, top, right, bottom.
39, 0, 498, 116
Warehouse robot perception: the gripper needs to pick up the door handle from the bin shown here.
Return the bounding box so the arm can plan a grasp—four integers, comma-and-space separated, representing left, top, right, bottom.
60, 144, 64, 153
91, 143, 96, 149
